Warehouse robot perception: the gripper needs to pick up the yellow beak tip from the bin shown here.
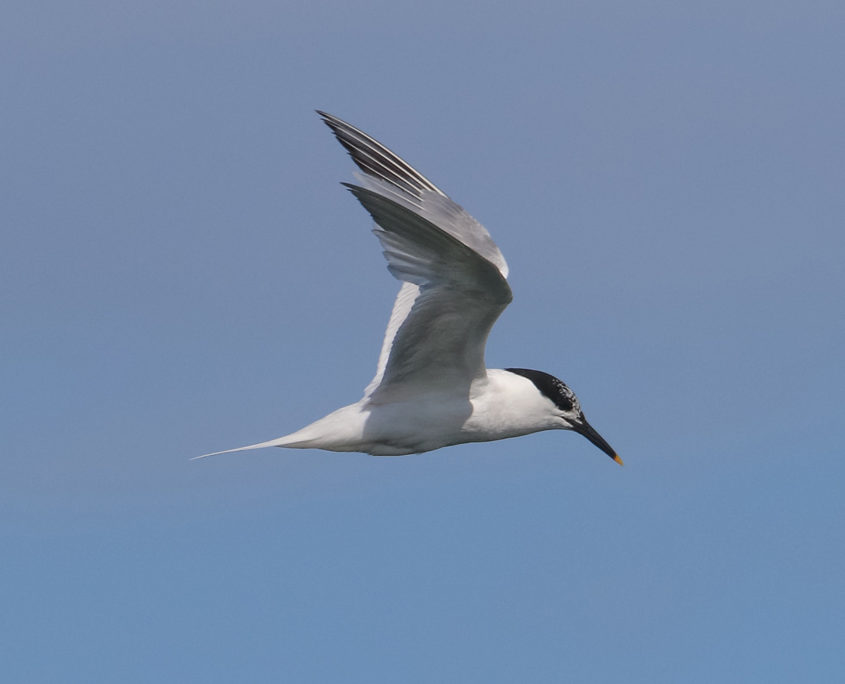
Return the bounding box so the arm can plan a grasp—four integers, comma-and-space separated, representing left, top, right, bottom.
612, 454, 624, 466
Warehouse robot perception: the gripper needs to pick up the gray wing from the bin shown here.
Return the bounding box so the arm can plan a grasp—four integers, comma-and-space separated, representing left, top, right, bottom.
318, 112, 512, 400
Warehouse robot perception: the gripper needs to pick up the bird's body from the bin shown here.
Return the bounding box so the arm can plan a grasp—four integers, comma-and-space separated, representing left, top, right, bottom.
221, 369, 564, 457
200, 112, 621, 464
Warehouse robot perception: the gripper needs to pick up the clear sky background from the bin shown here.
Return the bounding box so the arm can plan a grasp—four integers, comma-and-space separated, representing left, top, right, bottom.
4, 1, 844, 681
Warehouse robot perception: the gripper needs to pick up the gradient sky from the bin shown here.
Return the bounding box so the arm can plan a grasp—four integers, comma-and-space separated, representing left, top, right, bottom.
4, 2, 844, 681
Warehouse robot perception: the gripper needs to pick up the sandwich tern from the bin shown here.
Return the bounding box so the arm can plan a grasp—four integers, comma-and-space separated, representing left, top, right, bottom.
200, 112, 621, 464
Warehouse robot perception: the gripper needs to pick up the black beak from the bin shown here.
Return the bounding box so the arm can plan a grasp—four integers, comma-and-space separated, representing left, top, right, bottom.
573, 416, 623, 466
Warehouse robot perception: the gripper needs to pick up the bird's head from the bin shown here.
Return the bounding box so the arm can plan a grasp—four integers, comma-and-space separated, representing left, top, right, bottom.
505, 368, 622, 465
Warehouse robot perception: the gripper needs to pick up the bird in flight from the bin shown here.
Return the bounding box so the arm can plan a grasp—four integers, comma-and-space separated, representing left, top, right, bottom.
199, 112, 621, 464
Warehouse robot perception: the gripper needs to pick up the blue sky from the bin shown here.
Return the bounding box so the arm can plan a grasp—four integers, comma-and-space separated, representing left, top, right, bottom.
3, 1, 844, 681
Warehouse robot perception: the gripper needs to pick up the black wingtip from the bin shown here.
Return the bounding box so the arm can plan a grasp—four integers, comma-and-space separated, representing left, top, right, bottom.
315, 110, 445, 200
316, 110, 344, 131
316, 110, 343, 137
